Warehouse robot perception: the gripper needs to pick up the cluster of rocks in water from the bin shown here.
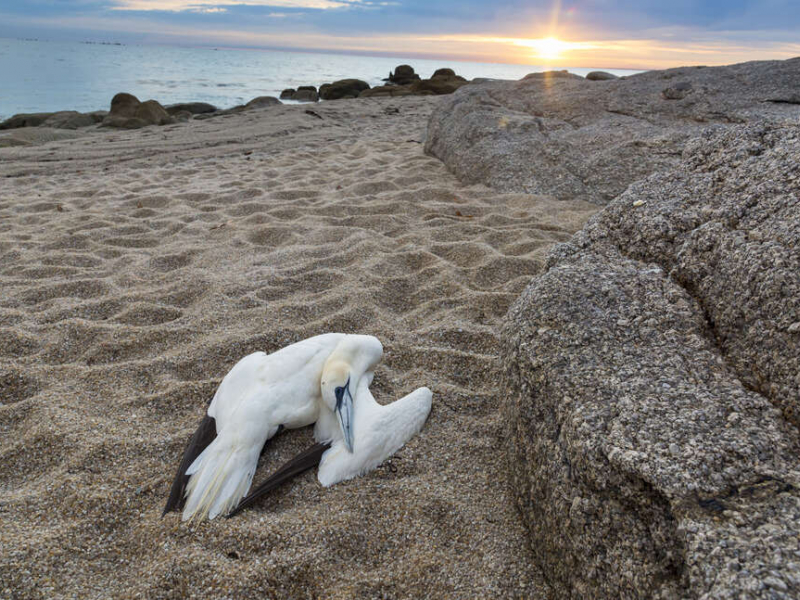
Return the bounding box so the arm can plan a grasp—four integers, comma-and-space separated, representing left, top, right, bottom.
279, 64, 470, 102
367, 65, 469, 97
0, 64, 472, 132
0, 93, 284, 133
427, 57, 800, 598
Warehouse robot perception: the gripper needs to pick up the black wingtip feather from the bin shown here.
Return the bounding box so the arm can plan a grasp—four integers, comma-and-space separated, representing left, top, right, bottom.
162, 414, 217, 517
227, 442, 331, 518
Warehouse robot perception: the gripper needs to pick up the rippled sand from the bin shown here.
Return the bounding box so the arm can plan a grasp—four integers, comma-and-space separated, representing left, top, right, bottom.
0, 97, 598, 599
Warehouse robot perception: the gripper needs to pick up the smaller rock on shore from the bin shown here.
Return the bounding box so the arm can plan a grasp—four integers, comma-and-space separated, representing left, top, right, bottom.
319, 79, 371, 100
103, 93, 173, 129
0, 110, 106, 130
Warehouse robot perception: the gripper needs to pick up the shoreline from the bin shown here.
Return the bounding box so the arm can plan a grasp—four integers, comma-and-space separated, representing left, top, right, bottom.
0, 62, 625, 134
0, 36, 643, 120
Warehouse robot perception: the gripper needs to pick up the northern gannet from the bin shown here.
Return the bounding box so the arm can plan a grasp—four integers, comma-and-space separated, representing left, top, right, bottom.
162, 333, 383, 521
228, 373, 432, 516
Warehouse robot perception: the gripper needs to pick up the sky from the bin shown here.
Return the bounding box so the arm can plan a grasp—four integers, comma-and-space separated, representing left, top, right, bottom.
1, 0, 799, 69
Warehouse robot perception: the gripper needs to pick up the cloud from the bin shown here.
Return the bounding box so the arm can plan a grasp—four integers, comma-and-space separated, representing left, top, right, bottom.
1, 0, 798, 69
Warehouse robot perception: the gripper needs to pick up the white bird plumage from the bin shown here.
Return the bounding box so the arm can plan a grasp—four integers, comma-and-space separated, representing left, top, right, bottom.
176, 333, 382, 521
315, 372, 432, 487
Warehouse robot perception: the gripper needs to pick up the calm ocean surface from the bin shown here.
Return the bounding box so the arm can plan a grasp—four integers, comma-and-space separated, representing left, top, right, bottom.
0, 37, 641, 120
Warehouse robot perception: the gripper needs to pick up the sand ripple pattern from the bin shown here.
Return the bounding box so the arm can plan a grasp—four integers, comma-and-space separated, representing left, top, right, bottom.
0, 97, 597, 599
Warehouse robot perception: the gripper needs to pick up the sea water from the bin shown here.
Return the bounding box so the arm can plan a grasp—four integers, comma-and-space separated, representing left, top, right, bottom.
0, 37, 641, 120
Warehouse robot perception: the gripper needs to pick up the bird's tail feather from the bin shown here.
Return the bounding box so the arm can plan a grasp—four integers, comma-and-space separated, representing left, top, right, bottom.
182, 440, 257, 521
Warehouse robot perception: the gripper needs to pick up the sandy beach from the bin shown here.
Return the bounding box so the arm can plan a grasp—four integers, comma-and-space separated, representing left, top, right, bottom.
0, 96, 598, 599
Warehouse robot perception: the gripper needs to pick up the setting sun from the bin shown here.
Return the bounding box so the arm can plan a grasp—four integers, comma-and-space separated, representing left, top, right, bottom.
530, 36, 569, 59
504, 36, 592, 61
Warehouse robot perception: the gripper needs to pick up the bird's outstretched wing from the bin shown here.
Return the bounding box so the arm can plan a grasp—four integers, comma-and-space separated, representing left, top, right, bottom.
227, 442, 331, 518
162, 414, 217, 517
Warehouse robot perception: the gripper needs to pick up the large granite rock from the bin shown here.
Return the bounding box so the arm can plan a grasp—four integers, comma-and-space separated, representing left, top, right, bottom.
103, 93, 173, 129
426, 59, 800, 204
501, 123, 800, 598
575, 124, 800, 428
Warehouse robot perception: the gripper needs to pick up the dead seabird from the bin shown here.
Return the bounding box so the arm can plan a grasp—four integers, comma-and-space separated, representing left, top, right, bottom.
228, 372, 432, 516
162, 333, 383, 521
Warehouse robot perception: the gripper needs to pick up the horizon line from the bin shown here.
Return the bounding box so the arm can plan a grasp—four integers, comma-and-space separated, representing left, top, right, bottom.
1, 36, 697, 73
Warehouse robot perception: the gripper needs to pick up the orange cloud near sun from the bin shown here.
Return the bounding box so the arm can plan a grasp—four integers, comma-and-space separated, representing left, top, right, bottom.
422, 33, 800, 70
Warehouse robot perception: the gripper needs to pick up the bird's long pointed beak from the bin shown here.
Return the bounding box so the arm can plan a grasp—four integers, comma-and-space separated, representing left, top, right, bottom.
336, 385, 354, 453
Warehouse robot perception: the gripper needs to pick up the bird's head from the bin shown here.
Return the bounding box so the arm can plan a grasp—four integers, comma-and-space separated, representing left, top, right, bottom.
320, 335, 383, 454
321, 359, 355, 452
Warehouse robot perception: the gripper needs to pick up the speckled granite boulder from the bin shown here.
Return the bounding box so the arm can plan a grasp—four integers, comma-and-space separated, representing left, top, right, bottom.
501, 124, 800, 598
426, 58, 800, 204
574, 124, 800, 428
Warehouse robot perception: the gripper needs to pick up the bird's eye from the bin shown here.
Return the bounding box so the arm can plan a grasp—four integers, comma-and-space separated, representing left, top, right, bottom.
334, 386, 344, 396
